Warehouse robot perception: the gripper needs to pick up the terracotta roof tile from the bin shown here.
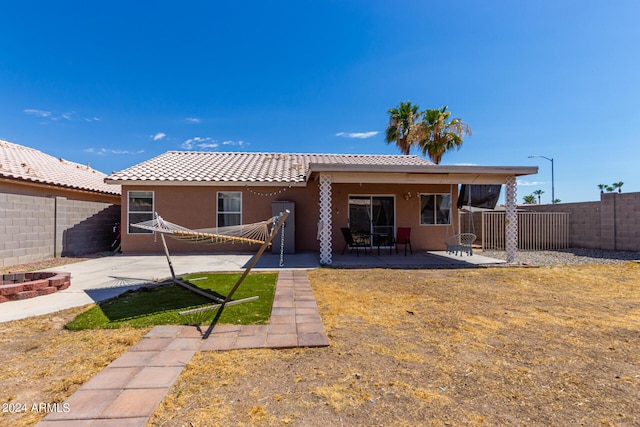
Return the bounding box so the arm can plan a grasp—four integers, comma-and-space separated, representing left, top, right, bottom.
0, 140, 121, 195
107, 151, 435, 183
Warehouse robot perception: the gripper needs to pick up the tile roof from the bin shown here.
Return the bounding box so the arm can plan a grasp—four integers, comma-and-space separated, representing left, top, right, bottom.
106, 151, 436, 184
0, 140, 121, 195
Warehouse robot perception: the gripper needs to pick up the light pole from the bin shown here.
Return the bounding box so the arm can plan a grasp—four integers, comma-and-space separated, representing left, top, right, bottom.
528, 155, 555, 204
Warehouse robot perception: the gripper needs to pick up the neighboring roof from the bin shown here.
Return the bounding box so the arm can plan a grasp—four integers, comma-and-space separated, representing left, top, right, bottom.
0, 140, 121, 195
105, 151, 538, 186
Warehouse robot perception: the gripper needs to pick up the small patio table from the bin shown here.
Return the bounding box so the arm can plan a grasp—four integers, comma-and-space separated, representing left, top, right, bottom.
372, 233, 392, 255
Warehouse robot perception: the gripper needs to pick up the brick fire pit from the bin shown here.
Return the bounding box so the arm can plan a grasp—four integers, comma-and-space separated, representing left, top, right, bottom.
0, 272, 71, 303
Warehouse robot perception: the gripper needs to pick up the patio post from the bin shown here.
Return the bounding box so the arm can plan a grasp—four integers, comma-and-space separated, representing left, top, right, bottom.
505, 175, 518, 263
318, 173, 333, 264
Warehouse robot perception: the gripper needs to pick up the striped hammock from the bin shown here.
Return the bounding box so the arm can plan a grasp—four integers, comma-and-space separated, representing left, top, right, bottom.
131, 213, 275, 245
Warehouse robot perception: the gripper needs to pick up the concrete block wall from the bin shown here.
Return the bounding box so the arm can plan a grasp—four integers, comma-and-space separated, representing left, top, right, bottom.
525, 201, 601, 249
601, 192, 640, 251
0, 193, 120, 269
56, 198, 121, 256
524, 192, 640, 251
0, 193, 56, 268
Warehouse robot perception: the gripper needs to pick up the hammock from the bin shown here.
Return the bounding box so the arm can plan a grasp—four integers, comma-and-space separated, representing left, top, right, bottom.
130, 210, 289, 339
131, 214, 274, 245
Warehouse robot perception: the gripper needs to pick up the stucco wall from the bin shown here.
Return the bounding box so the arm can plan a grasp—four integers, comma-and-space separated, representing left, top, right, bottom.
0, 192, 120, 268
121, 184, 321, 254
331, 182, 458, 252
120, 182, 460, 254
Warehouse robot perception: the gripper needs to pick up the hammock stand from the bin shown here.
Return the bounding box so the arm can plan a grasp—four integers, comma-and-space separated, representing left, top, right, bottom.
131, 210, 289, 338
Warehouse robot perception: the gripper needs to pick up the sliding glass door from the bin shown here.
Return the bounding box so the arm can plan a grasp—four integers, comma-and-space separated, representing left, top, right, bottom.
348, 196, 395, 247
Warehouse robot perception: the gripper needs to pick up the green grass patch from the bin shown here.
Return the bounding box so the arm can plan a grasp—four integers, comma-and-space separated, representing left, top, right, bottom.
66, 272, 277, 330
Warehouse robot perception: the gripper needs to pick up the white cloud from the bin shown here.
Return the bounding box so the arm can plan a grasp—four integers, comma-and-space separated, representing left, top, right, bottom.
186, 117, 201, 124
152, 132, 167, 141
222, 140, 245, 147
110, 149, 145, 155
84, 148, 144, 155
25, 109, 100, 123
517, 179, 546, 186
182, 136, 219, 150
24, 109, 52, 117
336, 131, 379, 139
199, 142, 220, 149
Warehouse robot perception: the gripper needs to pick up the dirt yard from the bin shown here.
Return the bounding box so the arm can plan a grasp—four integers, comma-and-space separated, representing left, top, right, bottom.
1, 263, 639, 426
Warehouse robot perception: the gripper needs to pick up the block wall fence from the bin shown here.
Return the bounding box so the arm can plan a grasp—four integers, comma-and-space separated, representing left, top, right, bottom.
462, 191, 639, 251
0, 193, 120, 268
524, 192, 640, 251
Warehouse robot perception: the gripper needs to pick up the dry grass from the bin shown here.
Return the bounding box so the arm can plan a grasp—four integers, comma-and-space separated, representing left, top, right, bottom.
150, 263, 640, 426
0, 306, 148, 426
1, 263, 639, 426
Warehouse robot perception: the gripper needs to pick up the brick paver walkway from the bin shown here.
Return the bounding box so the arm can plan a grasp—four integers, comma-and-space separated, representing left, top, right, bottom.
37, 270, 328, 426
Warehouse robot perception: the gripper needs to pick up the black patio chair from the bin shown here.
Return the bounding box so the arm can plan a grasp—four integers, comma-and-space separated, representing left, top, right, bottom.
341, 227, 370, 256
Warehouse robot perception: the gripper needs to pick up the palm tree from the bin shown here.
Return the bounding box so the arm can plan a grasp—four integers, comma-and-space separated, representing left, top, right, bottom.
598, 184, 607, 194
606, 186, 615, 193
553, 198, 561, 204
523, 194, 537, 204
385, 101, 421, 155
613, 181, 624, 193
411, 106, 472, 164
533, 189, 544, 204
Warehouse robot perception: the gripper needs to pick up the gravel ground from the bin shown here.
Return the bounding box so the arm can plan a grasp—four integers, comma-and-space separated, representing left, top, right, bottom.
481, 248, 640, 266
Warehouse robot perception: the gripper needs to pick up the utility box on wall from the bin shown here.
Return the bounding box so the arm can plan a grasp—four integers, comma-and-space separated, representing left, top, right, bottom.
272, 201, 295, 254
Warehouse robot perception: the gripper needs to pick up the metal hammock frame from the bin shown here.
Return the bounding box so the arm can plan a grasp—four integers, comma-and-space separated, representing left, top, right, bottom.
130, 210, 289, 338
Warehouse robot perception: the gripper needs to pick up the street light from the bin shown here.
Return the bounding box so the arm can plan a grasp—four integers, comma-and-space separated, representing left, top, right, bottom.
528, 155, 555, 204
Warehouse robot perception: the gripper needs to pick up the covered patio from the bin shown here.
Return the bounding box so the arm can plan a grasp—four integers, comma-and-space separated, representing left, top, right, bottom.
309, 164, 538, 265
328, 250, 505, 268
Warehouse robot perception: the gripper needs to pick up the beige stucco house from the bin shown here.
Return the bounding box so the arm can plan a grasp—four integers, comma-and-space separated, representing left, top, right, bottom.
106, 151, 537, 264
0, 140, 121, 265
0, 139, 120, 203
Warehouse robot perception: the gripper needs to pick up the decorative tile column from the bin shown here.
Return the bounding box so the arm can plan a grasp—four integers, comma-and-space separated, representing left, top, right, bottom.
318, 174, 333, 265
505, 176, 518, 263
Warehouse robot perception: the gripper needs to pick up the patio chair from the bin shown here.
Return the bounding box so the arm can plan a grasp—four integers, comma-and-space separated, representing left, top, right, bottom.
445, 233, 476, 256
394, 227, 412, 255
341, 227, 369, 256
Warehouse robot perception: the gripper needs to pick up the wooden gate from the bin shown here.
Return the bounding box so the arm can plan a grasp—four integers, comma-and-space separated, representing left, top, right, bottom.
480, 211, 570, 250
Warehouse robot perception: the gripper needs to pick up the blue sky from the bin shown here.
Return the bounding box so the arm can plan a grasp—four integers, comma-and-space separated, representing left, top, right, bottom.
1, 1, 638, 203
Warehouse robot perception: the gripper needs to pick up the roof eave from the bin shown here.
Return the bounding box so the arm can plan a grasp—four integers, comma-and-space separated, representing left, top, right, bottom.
307, 163, 537, 181
104, 178, 308, 187
1, 176, 121, 196
308, 163, 536, 174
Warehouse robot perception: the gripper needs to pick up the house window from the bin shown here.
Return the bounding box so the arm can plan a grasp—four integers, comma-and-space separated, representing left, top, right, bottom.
128, 191, 154, 234
420, 194, 451, 225
217, 192, 242, 227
